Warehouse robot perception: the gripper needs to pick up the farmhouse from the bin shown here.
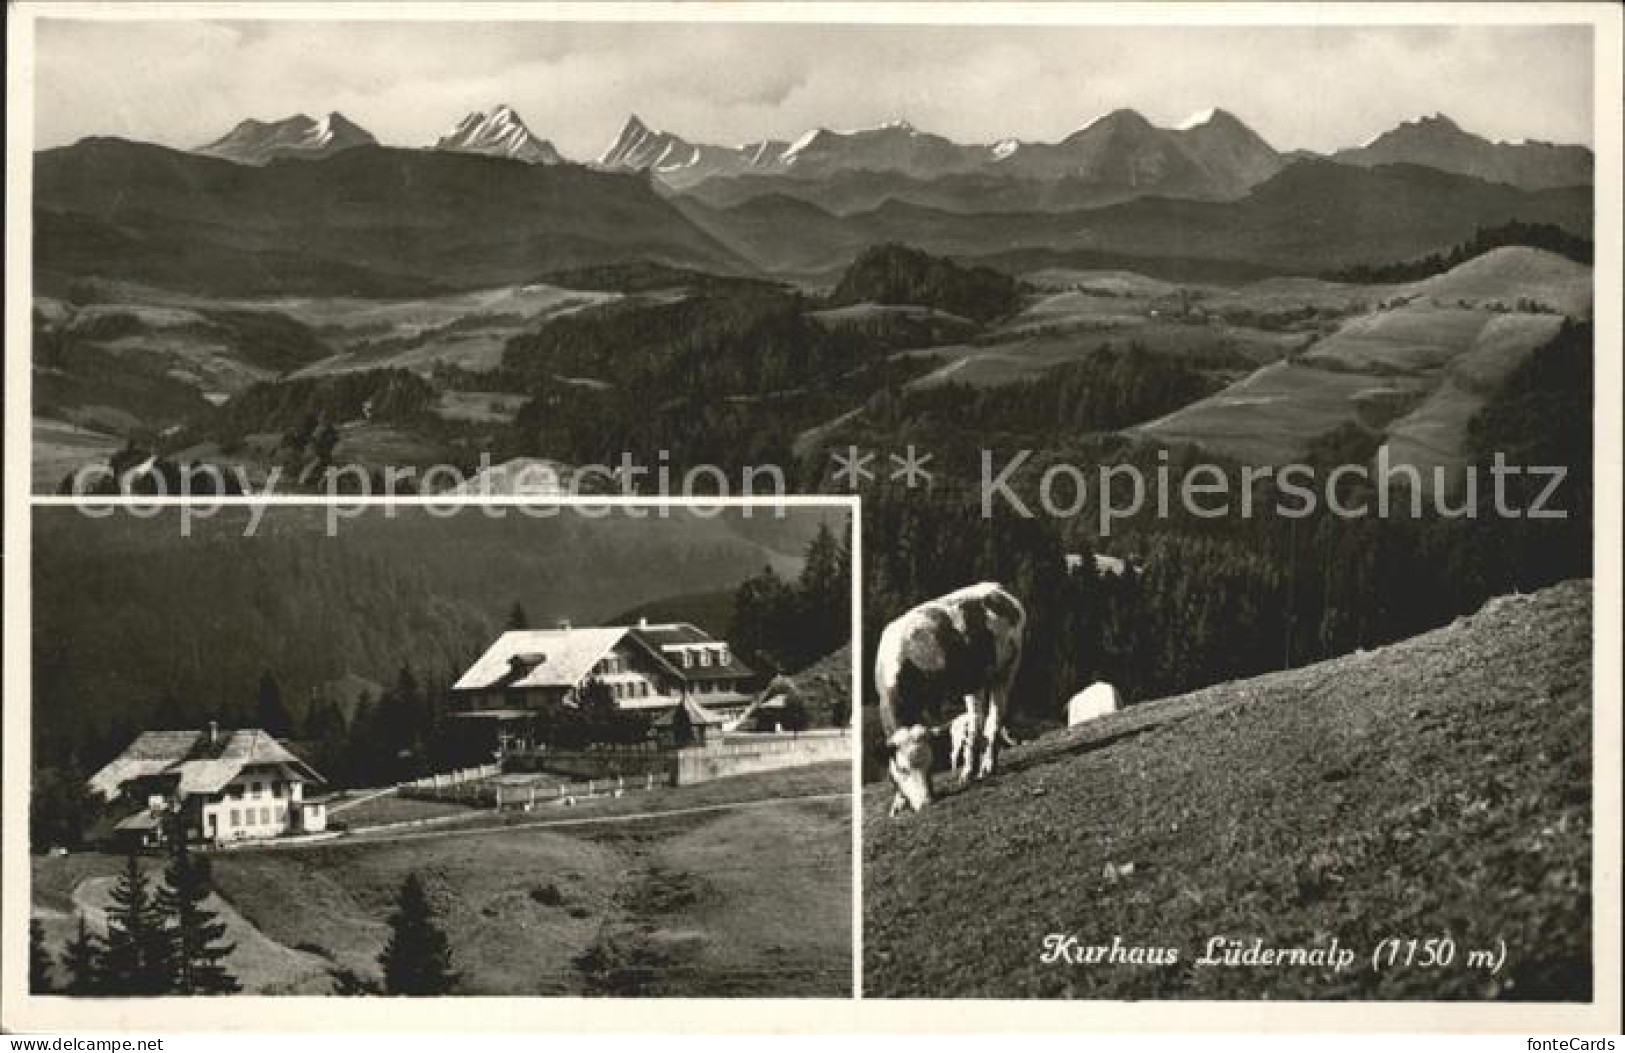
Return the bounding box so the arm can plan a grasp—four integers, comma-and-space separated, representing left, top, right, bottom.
88, 723, 327, 846
450, 618, 759, 738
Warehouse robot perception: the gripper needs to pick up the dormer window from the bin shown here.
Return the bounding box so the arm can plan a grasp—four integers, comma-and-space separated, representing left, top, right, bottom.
719, 646, 730, 665
700, 649, 711, 668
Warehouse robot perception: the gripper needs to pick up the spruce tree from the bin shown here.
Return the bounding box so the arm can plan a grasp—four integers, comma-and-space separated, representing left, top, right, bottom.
378, 873, 457, 995
256, 670, 294, 737
62, 913, 104, 995
155, 819, 240, 994
101, 853, 170, 995
29, 918, 54, 993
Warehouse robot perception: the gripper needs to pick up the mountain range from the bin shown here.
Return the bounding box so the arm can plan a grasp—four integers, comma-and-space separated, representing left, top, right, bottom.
185, 108, 1593, 199
674, 159, 1590, 279
596, 109, 1287, 201
35, 138, 744, 297
33, 106, 1593, 296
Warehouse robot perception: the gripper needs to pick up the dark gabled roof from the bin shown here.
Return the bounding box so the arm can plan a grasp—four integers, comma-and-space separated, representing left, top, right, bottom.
626, 623, 755, 682
89, 728, 323, 799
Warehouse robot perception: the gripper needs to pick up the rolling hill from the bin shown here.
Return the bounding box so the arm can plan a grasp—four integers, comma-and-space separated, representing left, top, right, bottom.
1136, 248, 1591, 471
681, 160, 1591, 279
34, 139, 747, 298
865, 578, 1593, 999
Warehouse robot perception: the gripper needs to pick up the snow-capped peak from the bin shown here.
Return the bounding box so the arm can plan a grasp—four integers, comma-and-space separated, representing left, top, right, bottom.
435, 105, 561, 164
781, 127, 828, 165
1176, 107, 1219, 131
195, 111, 375, 165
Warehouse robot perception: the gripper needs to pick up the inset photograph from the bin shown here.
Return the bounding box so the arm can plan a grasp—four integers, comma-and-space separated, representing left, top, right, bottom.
28, 503, 854, 997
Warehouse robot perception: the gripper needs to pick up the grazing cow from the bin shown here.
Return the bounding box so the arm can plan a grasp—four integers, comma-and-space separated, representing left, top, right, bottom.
875, 582, 1026, 815
1066, 681, 1122, 726
947, 708, 1020, 782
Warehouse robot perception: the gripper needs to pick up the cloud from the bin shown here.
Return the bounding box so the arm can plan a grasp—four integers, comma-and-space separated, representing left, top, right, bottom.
32, 19, 1594, 159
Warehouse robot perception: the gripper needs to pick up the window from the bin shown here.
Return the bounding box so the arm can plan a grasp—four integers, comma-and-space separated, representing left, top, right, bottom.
272, 782, 283, 798
720, 646, 730, 665
261, 807, 271, 825
682, 651, 692, 669
251, 781, 262, 797
229, 809, 240, 826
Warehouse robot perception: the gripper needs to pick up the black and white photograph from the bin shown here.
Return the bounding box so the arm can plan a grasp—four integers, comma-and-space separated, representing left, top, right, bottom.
4, 0, 1622, 1037
22, 503, 856, 998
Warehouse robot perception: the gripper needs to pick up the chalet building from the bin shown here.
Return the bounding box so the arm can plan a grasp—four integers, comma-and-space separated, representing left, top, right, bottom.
450, 618, 759, 746
88, 724, 326, 847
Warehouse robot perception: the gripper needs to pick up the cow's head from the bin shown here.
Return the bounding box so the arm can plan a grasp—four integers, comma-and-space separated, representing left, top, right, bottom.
886, 725, 934, 813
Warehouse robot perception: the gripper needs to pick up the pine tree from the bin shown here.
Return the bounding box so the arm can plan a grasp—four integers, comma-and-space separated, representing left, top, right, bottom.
62, 913, 103, 995
29, 918, 54, 993
155, 818, 240, 994
101, 853, 170, 995
256, 669, 294, 737
378, 873, 457, 995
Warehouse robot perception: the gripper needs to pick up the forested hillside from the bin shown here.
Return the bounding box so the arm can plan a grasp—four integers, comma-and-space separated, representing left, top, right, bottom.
858, 320, 1592, 737
30, 507, 821, 768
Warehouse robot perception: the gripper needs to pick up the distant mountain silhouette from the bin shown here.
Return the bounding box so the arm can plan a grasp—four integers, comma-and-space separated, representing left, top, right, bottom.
35, 138, 747, 296
196, 112, 376, 165
1333, 114, 1592, 190
681, 158, 1591, 278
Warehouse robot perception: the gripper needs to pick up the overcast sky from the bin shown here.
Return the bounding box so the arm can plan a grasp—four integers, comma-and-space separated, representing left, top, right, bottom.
33, 19, 1594, 159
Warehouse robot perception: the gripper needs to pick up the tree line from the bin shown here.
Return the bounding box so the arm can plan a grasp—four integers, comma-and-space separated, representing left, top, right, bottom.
1327, 220, 1594, 283
857, 321, 1593, 751
35, 818, 456, 996
728, 520, 852, 678
36, 818, 239, 996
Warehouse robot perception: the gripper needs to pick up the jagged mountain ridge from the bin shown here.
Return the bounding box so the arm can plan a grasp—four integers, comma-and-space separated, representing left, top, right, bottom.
434, 104, 563, 164
599, 108, 1289, 198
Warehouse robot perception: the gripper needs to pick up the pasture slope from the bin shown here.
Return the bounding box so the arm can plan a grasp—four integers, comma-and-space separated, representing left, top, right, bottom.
33, 763, 851, 997
864, 579, 1592, 1000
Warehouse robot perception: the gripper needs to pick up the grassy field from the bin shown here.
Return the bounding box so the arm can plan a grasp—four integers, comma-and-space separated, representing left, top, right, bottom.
283, 284, 615, 379
1135, 360, 1429, 465
327, 793, 483, 829
32, 417, 122, 492
33, 763, 851, 997
1405, 247, 1593, 318
1303, 305, 1492, 374
1380, 312, 1569, 498
863, 579, 1592, 1000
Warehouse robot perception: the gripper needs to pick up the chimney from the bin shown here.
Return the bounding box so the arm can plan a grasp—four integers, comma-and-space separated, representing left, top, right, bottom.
207, 720, 219, 746
639, 616, 649, 629
557, 618, 572, 631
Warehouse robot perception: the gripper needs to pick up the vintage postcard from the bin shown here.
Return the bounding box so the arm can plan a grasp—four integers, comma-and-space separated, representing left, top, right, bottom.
4, 0, 1621, 1036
